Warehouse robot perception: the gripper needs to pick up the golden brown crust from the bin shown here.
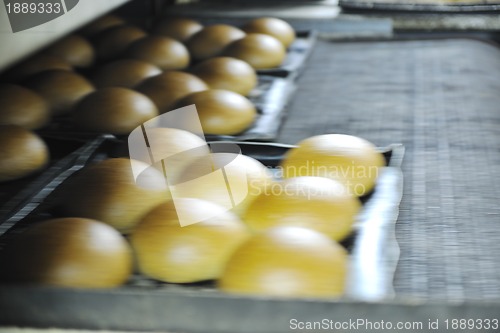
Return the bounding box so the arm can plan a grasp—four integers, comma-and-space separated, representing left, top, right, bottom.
72, 87, 159, 135
186, 24, 246, 62
190, 57, 257, 96
174, 89, 257, 135
222, 33, 286, 70
153, 17, 203, 42
0, 84, 50, 129
131, 199, 250, 283
242, 17, 296, 48
3, 55, 72, 83
219, 226, 348, 298
95, 25, 147, 61
0, 217, 132, 288
23, 69, 94, 116
137, 71, 208, 114
92, 59, 162, 89
125, 36, 190, 71
0, 125, 49, 182
43, 35, 95, 68
58, 158, 169, 233
79, 14, 126, 37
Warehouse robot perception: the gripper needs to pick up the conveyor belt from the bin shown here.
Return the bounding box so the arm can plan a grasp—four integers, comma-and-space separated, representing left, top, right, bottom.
278, 38, 500, 301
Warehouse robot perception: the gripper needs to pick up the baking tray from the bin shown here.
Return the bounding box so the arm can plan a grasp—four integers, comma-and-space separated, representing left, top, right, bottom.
339, 0, 500, 13
39, 75, 296, 143
0, 136, 404, 332
0, 134, 403, 317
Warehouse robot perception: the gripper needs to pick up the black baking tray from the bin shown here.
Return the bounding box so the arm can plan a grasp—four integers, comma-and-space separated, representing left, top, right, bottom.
0, 135, 404, 331
0, 135, 404, 312
38, 75, 295, 143
339, 0, 500, 13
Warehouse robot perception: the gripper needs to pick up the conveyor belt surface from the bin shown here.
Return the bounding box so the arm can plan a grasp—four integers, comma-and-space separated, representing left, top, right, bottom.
278, 38, 500, 301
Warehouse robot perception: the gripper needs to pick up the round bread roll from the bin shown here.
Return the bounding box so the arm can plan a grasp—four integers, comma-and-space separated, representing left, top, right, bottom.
3, 55, 72, 83
190, 57, 257, 96
23, 69, 94, 116
95, 25, 147, 61
0, 84, 50, 129
219, 226, 348, 298
0, 125, 49, 182
280, 134, 386, 196
175, 152, 273, 216
59, 158, 170, 233
131, 127, 209, 184
137, 71, 208, 114
92, 59, 162, 89
186, 24, 245, 62
126, 36, 190, 71
153, 17, 203, 42
0, 218, 132, 288
80, 14, 126, 37
242, 17, 295, 48
44, 35, 95, 68
73, 87, 159, 135
174, 89, 256, 135
131, 198, 251, 283
222, 33, 286, 70
242, 177, 361, 241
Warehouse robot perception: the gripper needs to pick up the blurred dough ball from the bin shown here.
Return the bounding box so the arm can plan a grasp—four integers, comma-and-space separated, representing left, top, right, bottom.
3, 55, 72, 83
126, 36, 190, 71
218, 226, 348, 298
80, 14, 126, 37
137, 71, 208, 114
95, 25, 147, 61
153, 17, 203, 42
0, 84, 50, 129
222, 33, 286, 70
0, 218, 132, 288
190, 57, 257, 96
131, 127, 209, 184
43, 35, 95, 68
174, 89, 256, 135
186, 24, 245, 62
175, 152, 273, 216
280, 134, 386, 196
73, 87, 159, 135
130, 198, 251, 283
92, 59, 162, 89
23, 69, 95, 116
242, 176, 361, 241
242, 17, 296, 48
0, 125, 49, 182
58, 158, 170, 233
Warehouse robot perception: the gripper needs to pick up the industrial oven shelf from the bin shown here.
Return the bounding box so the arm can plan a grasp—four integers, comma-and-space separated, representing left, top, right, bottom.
0, 0, 133, 72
